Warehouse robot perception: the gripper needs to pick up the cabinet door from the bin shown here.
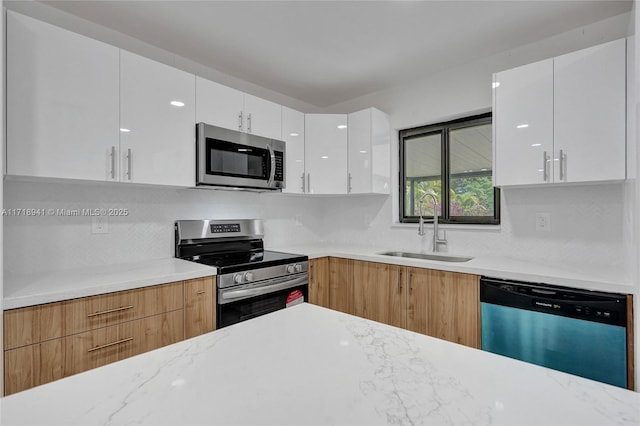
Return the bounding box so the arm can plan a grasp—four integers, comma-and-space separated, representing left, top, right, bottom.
352, 261, 406, 329
244, 94, 282, 139
554, 39, 626, 183
494, 59, 554, 186
120, 50, 195, 186
184, 277, 216, 339
348, 109, 372, 194
305, 114, 349, 194
328, 258, 354, 315
195, 77, 245, 131
370, 108, 392, 194
309, 258, 330, 308
4, 339, 64, 395
282, 106, 306, 194
407, 268, 480, 348
6, 11, 119, 181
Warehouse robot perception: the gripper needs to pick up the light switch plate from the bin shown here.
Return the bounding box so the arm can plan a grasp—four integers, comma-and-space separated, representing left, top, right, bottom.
91, 215, 109, 234
535, 212, 551, 232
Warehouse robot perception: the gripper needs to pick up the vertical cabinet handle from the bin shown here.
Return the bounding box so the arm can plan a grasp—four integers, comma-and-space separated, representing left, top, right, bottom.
559, 149, 565, 181
126, 148, 133, 181
109, 146, 116, 179
301, 173, 306, 193
348, 173, 352, 193
408, 272, 413, 295
247, 113, 252, 133
238, 111, 244, 131
309, 264, 314, 285
307, 173, 311, 193
398, 269, 402, 293
542, 151, 549, 182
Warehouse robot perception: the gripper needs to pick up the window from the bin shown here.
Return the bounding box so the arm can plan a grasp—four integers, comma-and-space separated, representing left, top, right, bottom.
400, 113, 500, 225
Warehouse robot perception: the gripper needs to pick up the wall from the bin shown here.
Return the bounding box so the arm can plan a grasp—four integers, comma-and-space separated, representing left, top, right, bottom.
3, 180, 324, 276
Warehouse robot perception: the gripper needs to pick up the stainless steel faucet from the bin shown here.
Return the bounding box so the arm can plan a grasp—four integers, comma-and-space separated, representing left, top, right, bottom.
417, 192, 447, 252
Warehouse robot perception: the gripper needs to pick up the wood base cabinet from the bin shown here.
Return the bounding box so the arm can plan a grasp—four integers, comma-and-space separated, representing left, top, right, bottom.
309, 258, 330, 308
4, 277, 214, 395
184, 276, 215, 339
329, 258, 355, 315
406, 268, 480, 348
353, 261, 406, 329
319, 258, 481, 349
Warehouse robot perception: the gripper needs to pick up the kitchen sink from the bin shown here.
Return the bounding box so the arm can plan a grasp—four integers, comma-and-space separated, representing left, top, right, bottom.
378, 251, 473, 263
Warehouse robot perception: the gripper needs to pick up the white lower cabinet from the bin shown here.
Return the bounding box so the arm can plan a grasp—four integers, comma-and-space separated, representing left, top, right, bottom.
6, 11, 119, 181
119, 50, 196, 187
305, 114, 349, 194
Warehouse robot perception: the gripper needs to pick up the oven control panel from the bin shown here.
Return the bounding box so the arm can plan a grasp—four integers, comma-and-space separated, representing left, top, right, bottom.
219, 261, 309, 288
210, 223, 241, 233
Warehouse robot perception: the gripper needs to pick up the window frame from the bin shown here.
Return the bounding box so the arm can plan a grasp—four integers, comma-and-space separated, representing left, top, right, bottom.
399, 112, 500, 225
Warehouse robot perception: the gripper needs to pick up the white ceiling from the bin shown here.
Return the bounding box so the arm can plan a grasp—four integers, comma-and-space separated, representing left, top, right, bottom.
37, 0, 632, 108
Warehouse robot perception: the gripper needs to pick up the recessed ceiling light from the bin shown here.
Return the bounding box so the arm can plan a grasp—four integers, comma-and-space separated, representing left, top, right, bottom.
359, 150, 368, 154
119, 128, 131, 133
321, 155, 329, 159
531, 143, 542, 147
170, 100, 185, 107
516, 124, 529, 129
289, 132, 299, 137
481, 168, 488, 171
337, 124, 347, 129
492, 82, 500, 89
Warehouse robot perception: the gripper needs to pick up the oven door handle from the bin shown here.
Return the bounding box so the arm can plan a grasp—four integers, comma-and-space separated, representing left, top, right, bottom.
266, 143, 276, 186
220, 276, 307, 302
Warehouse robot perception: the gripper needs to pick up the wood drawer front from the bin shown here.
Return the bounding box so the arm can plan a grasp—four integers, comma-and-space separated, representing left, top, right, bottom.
64, 282, 184, 335
4, 303, 64, 350
4, 339, 65, 395
64, 323, 121, 377
119, 310, 184, 359
184, 277, 215, 339
64, 310, 183, 377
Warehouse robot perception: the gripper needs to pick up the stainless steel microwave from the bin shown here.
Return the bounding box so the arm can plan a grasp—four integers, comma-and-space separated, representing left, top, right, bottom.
196, 122, 285, 190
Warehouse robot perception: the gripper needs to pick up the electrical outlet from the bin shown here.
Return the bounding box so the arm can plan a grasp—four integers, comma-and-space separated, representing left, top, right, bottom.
92, 215, 109, 234
535, 212, 551, 232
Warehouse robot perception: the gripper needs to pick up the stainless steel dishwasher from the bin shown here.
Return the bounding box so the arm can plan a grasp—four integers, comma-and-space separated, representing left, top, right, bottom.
480, 276, 630, 388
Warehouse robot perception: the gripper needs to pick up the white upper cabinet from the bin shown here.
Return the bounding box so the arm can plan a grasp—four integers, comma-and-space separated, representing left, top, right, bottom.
195, 77, 244, 132
6, 11, 119, 181
347, 108, 391, 194
305, 114, 349, 194
195, 77, 282, 140
120, 51, 196, 187
494, 59, 554, 186
282, 107, 306, 194
494, 39, 626, 187
553, 39, 626, 183
244, 94, 282, 140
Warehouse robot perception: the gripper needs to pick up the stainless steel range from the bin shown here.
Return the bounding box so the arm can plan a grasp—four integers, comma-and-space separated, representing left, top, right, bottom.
175, 219, 308, 328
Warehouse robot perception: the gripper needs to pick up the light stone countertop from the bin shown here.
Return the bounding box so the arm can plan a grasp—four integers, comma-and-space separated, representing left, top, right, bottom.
269, 243, 635, 295
1, 303, 638, 426
3, 258, 217, 309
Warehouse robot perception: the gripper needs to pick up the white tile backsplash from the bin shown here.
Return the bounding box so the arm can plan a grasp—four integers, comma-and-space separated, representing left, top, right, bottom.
4, 179, 630, 279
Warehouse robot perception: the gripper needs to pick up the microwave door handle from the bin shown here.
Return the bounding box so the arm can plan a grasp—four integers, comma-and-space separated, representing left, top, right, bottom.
267, 144, 276, 186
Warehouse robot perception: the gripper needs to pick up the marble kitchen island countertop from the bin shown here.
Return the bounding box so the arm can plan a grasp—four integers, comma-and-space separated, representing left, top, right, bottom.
3, 258, 217, 309
1, 303, 638, 425
271, 243, 635, 295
